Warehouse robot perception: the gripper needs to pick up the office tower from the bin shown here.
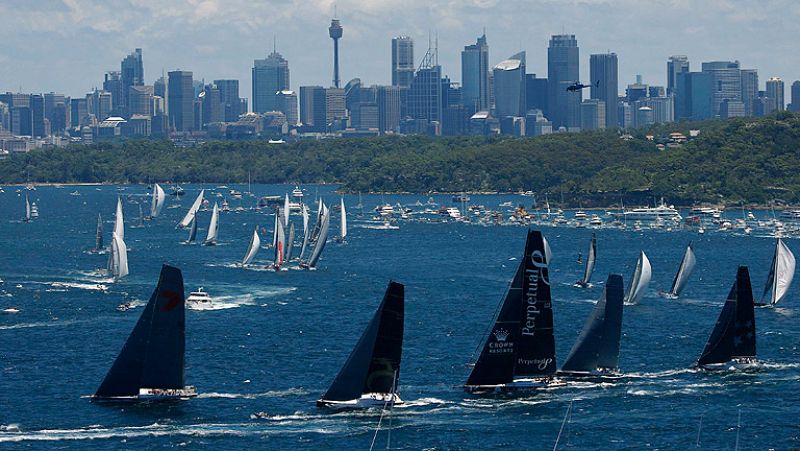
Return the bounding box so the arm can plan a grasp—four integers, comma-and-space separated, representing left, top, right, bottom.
44, 93, 67, 133
635, 106, 654, 127
648, 86, 665, 98
789, 81, 800, 112
276, 90, 298, 126
493, 52, 526, 120
30, 94, 45, 137
766, 77, 785, 111
350, 102, 378, 129
409, 45, 443, 127
740, 69, 758, 116
720, 99, 745, 118
589, 53, 618, 128
626, 75, 648, 103
70, 97, 89, 127
200, 84, 223, 127
667, 55, 689, 96
86, 90, 112, 121
128, 85, 154, 116
344, 78, 363, 112
103, 71, 124, 114
252, 51, 290, 113
675, 72, 712, 120
329, 18, 343, 88
525, 109, 553, 136
377, 85, 401, 133
392, 36, 414, 88
167, 70, 194, 132
701, 61, 741, 117
10, 106, 32, 136
461, 34, 489, 114
635, 96, 674, 123
580, 99, 605, 130
120, 48, 144, 111
547, 34, 580, 130
299, 86, 326, 131
213, 79, 241, 121
618, 99, 632, 128
325, 88, 346, 127
525, 75, 548, 116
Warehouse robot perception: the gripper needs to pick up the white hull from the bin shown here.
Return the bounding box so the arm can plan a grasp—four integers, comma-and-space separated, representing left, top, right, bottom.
465, 377, 565, 395
316, 392, 403, 409
556, 370, 624, 382
92, 386, 197, 402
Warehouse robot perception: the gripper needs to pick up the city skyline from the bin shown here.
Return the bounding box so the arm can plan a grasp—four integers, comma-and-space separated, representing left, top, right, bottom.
2, 1, 798, 98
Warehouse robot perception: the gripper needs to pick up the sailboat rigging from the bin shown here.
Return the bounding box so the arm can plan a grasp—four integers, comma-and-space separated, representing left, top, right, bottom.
574, 233, 596, 288
300, 202, 331, 270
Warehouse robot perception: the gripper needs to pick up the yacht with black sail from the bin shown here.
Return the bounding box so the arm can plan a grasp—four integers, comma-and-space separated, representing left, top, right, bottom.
574, 233, 596, 288
558, 274, 625, 381
317, 281, 404, 409
92, 265, 197, 401
695, 266, 757, 371
464, 229, 563, 394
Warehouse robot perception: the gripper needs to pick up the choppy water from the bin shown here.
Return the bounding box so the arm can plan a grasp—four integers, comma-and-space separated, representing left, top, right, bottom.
0, 185, 798, 449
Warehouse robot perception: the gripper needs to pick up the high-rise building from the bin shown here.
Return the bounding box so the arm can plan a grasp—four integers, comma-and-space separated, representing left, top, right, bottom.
70, 97, 89, 127
626, 75, 648, 103
409, 46, 443, 128
377, 85, 401, 133
392, 36, 414, 88
766, 77, 785, 111
329, 18, 343, 88
492, 52, 526, 120
701, 61, 741, 117
252, 51, 290, 113
30, 94, 45, 137
201, 84, 223, 127
580, 99, 606, 130
461, 34, 489, 114
103, 71, 124, 114
299, 86, 326, 131
525, 75, 548, 116
129, 85, 154, 116
44, 93, 67, 133
740, 69, 758, 116
120, 48, 144, 111
589, 53, 618, 129
86, 90, 112, 121
325, 88, 346, 127
167, 70, 194, 132
675, 72, 712, 120
667, 55, 689, 96
547, 34, 580, 130
214, 79, 242, 121
276, 90, 298, 126
789, 81, 800, 112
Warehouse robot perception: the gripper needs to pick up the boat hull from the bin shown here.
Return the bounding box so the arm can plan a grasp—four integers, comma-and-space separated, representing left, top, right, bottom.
316, 393, 403, 410
91, 386, 197, 402
697, 358, 758, 372
556, 370, 625, 383
464, 378, 566, 395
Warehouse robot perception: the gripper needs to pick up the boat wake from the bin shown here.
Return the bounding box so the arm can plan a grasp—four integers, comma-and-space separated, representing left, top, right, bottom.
0, 319, 86, 331
188, 294, 255, 311
198, 388, 309, 399
48, 282, 109, 292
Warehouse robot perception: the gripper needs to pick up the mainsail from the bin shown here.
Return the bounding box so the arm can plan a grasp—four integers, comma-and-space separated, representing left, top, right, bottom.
318, 282, 404, 404
284, 193, 291, 227
150, 183, 166, 218
697, 266, 756, 366
114, 197, 124, 241
204, 202, 219, 245
286, 223, 296, 262
24, 194, 31, 222
304, 203, 331, 268
274, 216, 286, 269
668, 242, 696, 297
111, 232, 128, 280
560, 274, 625, 373
242, 227, 261, 266
465, 230, 556, 387
177, 189, 204, 229
94, 213, 104, 251
759, 238, 796, 306
94, 265, 188, 398
299, 205, 311, 261
577, 233, 596, 286
624, 251, 651, 305
340, 197, 348, 240
187, 217, 198, 243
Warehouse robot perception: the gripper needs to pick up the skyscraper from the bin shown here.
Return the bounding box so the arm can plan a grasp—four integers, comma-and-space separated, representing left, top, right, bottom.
766, 77, 785, 111
525, 75, 548, 116
129, 85, 154, 116
103, 71, 123, 113
675, 71, 712, 120
377, 85, 401, 133
252, 51, 290, 113
121, 48, 144, 111
461, 34, 489, 114
492, 52, 526, 120
667, 55, 689, 96
589, 53, 618, 129
299, 86, 326, 131
740, 69, 758, 116
276, 90, 298, 126
214, 79, 242, 121
580, 99, 606, 130
167, 70, 194, 132
409, 46, 443, 127
392, 36, 414, 88
329, 18, 343, 88
547, 34, 580, 130
701, 61, 741, 117
789, 81, 800, 112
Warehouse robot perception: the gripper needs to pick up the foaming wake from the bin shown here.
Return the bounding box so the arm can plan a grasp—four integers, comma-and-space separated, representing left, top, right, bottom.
49, 282, 109, 292
0, 319, 86, 331
198, 387, 309, 399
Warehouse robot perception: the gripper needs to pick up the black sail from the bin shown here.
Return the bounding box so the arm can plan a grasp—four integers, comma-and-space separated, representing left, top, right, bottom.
321, 282, 404, 402
514, 230, 557, 377
697, 266, 756, 366
95, 265, 187, 398
465, 263, 524, 387
561, 274, 625, 372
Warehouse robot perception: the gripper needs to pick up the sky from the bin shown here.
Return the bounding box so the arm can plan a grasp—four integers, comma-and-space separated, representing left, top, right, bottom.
1, 0, 798, 100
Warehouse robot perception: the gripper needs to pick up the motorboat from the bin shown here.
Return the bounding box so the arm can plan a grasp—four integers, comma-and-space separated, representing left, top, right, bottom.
187, 287, 212, 304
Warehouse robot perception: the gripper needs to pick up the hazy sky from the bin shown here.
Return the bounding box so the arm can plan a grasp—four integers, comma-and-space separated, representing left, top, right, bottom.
1, 0, 798, 99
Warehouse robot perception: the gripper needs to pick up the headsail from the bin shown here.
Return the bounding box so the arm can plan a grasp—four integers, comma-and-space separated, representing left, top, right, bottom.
340, 197, 348, 240
319, 282, 404, 403
204, 202, 219, 245
561, 274, 624, 373
299, 205, 311, 261
95, 265, 187, 398
305, 203, 331, 268
25, 194, 31, 222
274, 215, 286, 268
177, 189, 204, 229
624, 251, 651, 305
284, 193, 291, 227
187, 217, 197, 243
668, 242, 696, 297
697, 266, 756, 366
578, 233, 596, 286
111, 232, 128, 280
760, 238, 795, 305
242, 227, 261, 266
150, 183, 166, 218
114, 197, 124, 240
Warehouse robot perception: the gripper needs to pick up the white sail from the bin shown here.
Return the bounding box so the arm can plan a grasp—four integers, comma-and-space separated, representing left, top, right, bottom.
340, 197, 347, 240
242, 227, 261, 266
177, 189, 204, 228
306, 204, 331, 268
543, 234, 552, 263
299, 205, 311, 261
579, 234, 596, 285
204, 202, 219, 245
274, 215, 286, 268
625, 250, 652, 305
25, 194, 31, 221
272, 209, 280, 247
150, 183, 166, 218
771, 238, 796, 305
302, 204, 310, 236
284, 193, 291, 227
114, 197, 124, 240
111, 232, 128, 280
669, 243, 696, 297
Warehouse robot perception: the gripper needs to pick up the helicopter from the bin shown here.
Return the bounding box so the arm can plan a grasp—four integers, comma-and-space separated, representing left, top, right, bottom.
566, 80, 599, 92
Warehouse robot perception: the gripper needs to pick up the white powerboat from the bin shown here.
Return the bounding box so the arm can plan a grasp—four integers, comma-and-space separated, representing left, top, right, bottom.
187, 288, 212, 304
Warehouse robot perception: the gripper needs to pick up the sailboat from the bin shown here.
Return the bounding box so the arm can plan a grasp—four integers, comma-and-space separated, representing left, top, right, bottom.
108, 232, 129, 281
334, 197, 348, 243
298, 205, 311, 261
149, 183, 166, 219
177, 189, 204, 229
623, 250, 651, 305
92, 265, 197, 401
317, 281, 404, 409
185, 217, 198, 244
284, 193, 291, 226
300, 202, 331, 270
574, 233, 596, 288
91, 213, 105, 254
695, 266, 757, 371
756, 238, 796, 306
273, 214, 286, 270
285, 223, 295, 262
558, 274, 625, 381
464, 230, 562, 394
114, 197, 124, 241
242, 227, 261, 266
23, 194, 31, 222
660, 242, 696, 299
203, 202, 219, 246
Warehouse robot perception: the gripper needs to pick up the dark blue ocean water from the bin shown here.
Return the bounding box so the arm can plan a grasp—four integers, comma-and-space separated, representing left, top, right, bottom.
1, 185, 798, 449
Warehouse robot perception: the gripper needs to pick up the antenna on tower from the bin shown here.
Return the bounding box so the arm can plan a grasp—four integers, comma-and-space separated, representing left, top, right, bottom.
435, 31, 439, 66
273, 35, 277, 53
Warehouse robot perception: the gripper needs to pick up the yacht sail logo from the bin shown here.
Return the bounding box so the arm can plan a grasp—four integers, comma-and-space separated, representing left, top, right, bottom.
489, 328, 513, 353
160, 289, 181, 312
493, 328, 510, 342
